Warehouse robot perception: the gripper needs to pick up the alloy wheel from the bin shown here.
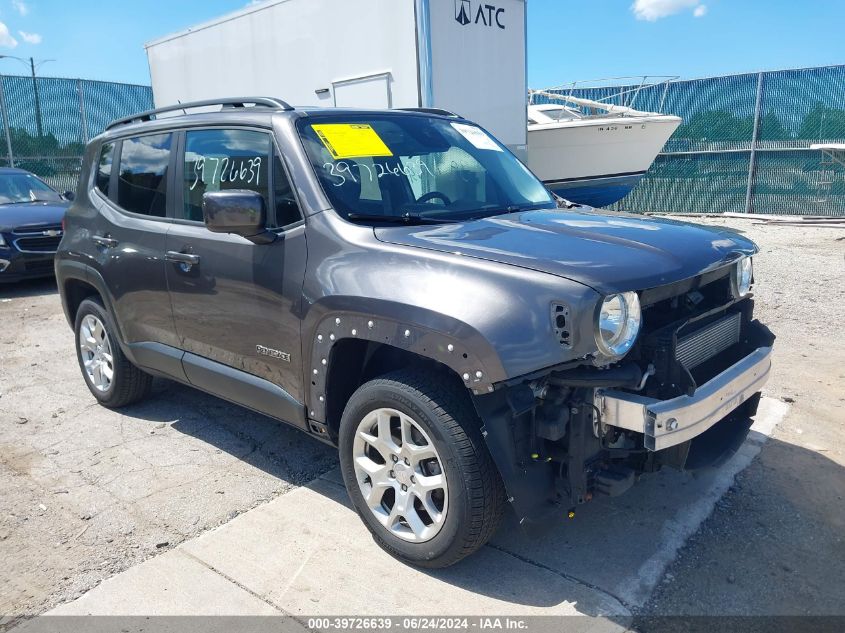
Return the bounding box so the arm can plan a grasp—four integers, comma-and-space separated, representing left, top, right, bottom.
352, 407, 448, 542
79, 314, 114, 392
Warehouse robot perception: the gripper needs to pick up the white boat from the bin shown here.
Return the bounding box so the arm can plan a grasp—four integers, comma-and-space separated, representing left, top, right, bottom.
527, 82, 682, 207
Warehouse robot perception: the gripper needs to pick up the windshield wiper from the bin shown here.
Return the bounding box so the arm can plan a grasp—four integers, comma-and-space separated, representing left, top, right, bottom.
346, 212, 458, 225
551, 193, 583, 209
467, 204, 547, 220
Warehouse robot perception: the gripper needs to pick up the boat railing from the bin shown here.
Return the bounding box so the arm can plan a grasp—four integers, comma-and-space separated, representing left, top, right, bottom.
529, 75, 680, 116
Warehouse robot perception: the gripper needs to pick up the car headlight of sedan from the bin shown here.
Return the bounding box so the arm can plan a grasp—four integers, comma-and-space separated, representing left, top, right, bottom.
594, 291, 641, 360
0, 233, 6, 248
731, 257, 753, 298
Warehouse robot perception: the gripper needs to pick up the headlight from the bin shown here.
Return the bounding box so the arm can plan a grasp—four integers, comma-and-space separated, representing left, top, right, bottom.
595, 291, 641, 359
731, 257, 753, 298
0, 233, 6, 247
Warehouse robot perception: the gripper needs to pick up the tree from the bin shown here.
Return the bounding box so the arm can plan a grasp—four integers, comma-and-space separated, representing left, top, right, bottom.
8, 126, 80, 158
758, 113, 791, 141
674, 110, 755, 143
797, 104, 845, 140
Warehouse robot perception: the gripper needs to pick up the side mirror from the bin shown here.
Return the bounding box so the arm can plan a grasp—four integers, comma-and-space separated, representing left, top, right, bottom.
62, 191, 75, 201
202, 190, 275, 244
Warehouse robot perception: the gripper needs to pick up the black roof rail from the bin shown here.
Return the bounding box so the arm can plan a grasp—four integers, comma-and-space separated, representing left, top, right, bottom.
396, 107, 463, 118
105, 97, 294, 131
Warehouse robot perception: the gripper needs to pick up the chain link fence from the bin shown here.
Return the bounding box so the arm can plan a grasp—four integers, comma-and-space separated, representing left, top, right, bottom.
536, 65, 845, 215
4, 67, 844, 214
0, 74, 153, 192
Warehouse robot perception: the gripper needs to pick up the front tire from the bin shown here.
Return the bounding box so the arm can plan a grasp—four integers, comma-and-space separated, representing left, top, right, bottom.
339, 369, 505, 568
74, 297, 152, 408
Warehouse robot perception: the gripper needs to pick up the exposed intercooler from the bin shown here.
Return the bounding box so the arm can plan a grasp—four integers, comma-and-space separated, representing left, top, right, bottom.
675, 312, 742, 369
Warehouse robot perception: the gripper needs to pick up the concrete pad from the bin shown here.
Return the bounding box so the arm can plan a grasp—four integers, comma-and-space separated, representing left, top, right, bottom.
48, 550, 281, 616
490, 396, 790, 607
35, 392, 783, 623
15, 618, 309, 633
181, 477, 628, 618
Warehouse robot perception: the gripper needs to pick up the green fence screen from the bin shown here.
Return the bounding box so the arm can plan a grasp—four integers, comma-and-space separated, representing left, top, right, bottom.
4, 67, 845, 214
0, 74, 152, 192
537, 65, 845, 215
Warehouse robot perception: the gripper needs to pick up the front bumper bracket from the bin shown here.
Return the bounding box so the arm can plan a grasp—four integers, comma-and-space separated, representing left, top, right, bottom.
595, 346, 772, 451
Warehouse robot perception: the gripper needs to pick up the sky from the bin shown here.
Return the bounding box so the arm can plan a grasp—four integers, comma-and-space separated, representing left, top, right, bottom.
0, 0, 841, 86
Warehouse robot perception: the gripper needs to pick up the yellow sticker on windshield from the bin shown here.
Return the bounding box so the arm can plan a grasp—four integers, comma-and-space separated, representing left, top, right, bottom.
312, 123, 393, 159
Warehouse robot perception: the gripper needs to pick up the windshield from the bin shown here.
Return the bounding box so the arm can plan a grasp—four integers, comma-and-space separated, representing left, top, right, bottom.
533, 106, 582, 122
298, 114, 555, 222
0, 173, 62, 204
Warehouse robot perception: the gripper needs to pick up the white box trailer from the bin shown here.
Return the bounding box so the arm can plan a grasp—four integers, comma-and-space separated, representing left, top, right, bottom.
145, 0, 527, 152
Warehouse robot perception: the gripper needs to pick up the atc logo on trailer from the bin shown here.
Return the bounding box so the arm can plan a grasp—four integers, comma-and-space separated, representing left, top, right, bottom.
455, 0, 471, 25
455, 0, 506, 29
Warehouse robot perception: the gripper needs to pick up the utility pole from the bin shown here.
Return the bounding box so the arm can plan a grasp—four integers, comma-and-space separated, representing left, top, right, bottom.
0, 73, 14, 167
30, 57, 43, 139
0, 55, 53, 143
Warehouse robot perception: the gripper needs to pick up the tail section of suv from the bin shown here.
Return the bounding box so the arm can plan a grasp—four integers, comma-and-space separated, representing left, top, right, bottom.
56, 98, 774, 568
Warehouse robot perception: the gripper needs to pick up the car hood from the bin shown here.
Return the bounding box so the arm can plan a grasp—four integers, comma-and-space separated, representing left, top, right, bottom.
0, 201, 68, 231
374, 208, 757, 294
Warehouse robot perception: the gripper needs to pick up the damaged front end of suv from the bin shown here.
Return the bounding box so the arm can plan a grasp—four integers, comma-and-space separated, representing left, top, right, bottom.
472, 253, 774, 528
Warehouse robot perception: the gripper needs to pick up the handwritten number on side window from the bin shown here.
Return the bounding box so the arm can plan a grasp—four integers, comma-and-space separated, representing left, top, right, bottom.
190, 156, 263, 191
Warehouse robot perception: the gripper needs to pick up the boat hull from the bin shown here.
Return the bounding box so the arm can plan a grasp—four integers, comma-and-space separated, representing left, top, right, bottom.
543, 171, 646, 208
527, 114, 681, 207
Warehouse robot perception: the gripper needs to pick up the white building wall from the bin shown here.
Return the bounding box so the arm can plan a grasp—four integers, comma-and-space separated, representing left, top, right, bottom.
146, 0, 421, 109
145, 0, 527, 151
426, 0, 527, 149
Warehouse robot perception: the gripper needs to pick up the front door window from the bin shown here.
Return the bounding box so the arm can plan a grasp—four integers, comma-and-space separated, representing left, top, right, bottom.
183, 129, 271, 222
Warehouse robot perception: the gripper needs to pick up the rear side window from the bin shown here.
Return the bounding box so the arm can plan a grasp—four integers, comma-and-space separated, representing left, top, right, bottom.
117, 133, 172, 217
96, 143, 114, 195
183, 129, 270, 223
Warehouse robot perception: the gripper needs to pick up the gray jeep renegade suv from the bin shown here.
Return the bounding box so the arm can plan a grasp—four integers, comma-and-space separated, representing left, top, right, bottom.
56, 98, 774, 568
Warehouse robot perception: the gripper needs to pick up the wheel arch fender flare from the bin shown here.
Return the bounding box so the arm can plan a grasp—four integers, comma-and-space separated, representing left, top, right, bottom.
58, 262, 130, 358
304, 301, 508, 423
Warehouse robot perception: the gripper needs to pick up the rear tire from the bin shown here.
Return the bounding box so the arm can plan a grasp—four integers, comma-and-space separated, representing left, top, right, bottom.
74, 297, 152, 408
339, 368, 505, 568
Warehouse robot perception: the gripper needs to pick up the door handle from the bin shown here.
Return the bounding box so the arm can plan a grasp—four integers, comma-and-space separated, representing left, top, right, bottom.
166, 251, 200, 268
92, 235, 118, 248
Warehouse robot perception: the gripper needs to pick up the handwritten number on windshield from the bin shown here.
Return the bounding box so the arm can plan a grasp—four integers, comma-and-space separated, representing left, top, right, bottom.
323, 161, 435, 187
